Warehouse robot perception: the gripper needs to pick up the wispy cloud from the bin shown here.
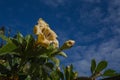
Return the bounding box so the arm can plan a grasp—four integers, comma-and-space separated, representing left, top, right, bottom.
103, 0, 120, 25
62, 0, 120, 76
82, 0, 101, 3
70, 33, 120, 76
40, 0, 68, 8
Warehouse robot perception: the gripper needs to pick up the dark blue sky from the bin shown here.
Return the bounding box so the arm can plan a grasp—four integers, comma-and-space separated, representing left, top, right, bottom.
0, 0, 120, 77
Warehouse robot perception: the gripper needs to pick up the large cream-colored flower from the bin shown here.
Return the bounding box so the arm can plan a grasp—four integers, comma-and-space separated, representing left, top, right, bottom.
34, 18, 59, 48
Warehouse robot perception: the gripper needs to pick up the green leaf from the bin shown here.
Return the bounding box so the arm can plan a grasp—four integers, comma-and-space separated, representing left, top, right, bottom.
103, 69, 118, 77
73, 72, 78, 79
50, 57, 60, 67
17, 32, 24, 44
0, 34, 11, 42
57, 70, 64, 80
95, 60, 107, 73
70, 64, 74, 79
58, 52, 67, 57
0, 42, 17, 55
63, 65, 73, 80
39, 54, 48, 58
50, 71, 57, 80
25, 75, 31, 80
65, 66, 70, 80
91, 59, 96, 74
25, 35, 34, 50
60, 72, 64, 80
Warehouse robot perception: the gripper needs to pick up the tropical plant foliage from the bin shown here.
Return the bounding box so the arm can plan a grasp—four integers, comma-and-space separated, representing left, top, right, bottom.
0, 19, 119, 80
89, 59, 119, 80
0, 31, 77, 80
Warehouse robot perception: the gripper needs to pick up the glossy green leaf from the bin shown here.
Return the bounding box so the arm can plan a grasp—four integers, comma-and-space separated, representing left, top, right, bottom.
25, 35, 34, 49
55, 68, 64, 80
0, 34, 11, 42
39, 54, 48, 58
103, 69, 118, 77
16, 32, 24, 44
58, 51, 67, 57
0, 42, 17, 55
91, 59, 96, 74
66, 66, 71, 80
95, 60, 107, 73
62, 64, 77, 80
50, 57, 60, 67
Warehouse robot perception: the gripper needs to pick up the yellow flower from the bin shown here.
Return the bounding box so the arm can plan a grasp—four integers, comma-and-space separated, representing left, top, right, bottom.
34, 18, 59, 48
37, 18, 49, 28
33, 25, 41, 35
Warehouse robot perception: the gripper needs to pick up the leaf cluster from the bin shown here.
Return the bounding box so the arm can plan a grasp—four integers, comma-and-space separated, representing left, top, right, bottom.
0, 32, 69, 80
90, 59, 119, 79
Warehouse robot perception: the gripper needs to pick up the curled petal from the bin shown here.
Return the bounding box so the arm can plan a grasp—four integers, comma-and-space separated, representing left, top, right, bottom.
50, 39, 59, 48
37, 18, 49, 28
33, 25, 41, 35
47, 29, 57, 40
35, 33, 50, 48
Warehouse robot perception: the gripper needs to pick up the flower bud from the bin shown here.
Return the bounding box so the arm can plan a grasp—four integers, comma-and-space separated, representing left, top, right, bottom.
56, 67, 61, 71
60, 40, 75, 50
66, 65, 71, 72
73, 72, 78, 79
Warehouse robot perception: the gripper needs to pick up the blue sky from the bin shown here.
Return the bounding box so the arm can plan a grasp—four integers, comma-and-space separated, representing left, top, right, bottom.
0, 0, 120, 78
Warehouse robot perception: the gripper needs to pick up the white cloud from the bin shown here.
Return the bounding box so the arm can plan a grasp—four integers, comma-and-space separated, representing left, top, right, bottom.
48, 0, 120, 77
70, 33, 120, 76
40, 0, 67, 7
73, 59, 91, 76
63, 0, 120, 76
82, 0, 101, 3
102, 0, 120, 25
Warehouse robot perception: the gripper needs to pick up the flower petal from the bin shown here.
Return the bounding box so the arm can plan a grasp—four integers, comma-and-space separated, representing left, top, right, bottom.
34, 18, 59, 48
33, 25, 41, 35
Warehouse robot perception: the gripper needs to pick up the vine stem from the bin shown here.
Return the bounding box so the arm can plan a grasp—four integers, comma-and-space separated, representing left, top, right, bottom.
90, 72, 102, 80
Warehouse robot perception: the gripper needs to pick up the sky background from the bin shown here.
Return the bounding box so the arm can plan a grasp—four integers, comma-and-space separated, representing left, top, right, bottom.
0, 0, 120, 78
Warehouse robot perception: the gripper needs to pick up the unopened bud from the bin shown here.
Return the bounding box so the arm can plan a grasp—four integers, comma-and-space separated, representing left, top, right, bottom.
57, 67, 61, 71
73, 72, 78, 79
66, 65, 71, 71
60, 40, 75, 50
